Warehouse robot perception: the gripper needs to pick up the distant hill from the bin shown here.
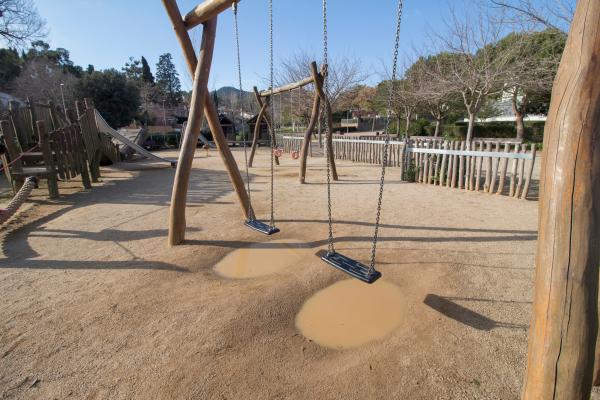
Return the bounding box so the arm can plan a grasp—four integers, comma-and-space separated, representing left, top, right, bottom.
212, 86, 256, 113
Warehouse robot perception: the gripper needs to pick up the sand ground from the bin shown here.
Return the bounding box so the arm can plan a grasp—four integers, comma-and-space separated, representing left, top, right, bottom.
0, 147, 594, 399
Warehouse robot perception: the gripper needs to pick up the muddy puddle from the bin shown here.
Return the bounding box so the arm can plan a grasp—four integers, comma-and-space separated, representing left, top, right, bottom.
214, 239, 307, 279
296, 279, 405, 349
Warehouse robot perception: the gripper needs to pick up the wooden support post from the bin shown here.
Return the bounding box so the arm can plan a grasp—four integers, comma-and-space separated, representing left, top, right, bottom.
310, 62, 338, 180
458, 141, 465, 189
249, 86, 278, 167
37, 121, 59, 199
299, 87, 320, 183
489, 142, 500, 193
163, 0, 252, 245
521, 1, 600, 397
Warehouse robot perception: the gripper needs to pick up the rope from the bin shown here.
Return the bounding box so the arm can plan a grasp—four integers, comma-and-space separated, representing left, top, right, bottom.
0, 176, 37, 225
0, 143, 40, 172
232, 1, 255, 221
369, 0, 405, 273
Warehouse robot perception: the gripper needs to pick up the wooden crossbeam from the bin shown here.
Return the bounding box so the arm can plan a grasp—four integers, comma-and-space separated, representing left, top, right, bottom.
184, 0, 240, 30
259, 76, 314, 97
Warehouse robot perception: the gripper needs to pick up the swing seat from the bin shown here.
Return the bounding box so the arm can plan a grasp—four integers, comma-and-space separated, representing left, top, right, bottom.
245, 219, 280, 235
321, 251, 381, 284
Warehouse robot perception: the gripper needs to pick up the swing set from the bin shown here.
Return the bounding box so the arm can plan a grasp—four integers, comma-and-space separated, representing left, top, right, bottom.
162, 0, 402, 283
162, 0, 599, 396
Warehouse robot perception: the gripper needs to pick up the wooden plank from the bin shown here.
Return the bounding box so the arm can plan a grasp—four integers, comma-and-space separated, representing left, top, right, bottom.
439, 141, 448, 186
483, 141, 492, 191
475, 141, 483, 191
37, 121, 59, 199
509, 144, 519, 196
458, 141, 465, 189
515, 143, 527, 198
496, 142, 510, 195
451, 141, 458, 188
521, 144, 536, 200
489, 141, 501, 193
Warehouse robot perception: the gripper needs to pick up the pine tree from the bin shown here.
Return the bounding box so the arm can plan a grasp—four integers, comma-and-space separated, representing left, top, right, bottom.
156, 53, 181, 106
141, 56, 154, 84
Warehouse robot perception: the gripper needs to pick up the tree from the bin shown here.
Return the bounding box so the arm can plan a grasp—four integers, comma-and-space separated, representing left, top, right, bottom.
487, 0, 574, 32
74, 69, 140, 128
406, 55, 459, 137
0, 0, 46, 48
122, 57, 142, 81
155, 53, 181, 106
0, 47, 21, 89
431, 7, 515, 142
141, 56, 154, 84
494, 29, 566, 139
9, 57, 77, 107
23, 41, 83, 77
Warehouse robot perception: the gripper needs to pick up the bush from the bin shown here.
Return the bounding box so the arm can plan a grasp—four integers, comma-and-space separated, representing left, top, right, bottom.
438, 121, 545, 142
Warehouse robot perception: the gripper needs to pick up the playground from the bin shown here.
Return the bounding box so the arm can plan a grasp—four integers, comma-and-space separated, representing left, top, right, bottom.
1, 148, 543, 399
0, 0, 598, 398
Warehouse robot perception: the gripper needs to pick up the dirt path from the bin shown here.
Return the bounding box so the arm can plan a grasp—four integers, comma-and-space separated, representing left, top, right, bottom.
0, 147, 577, 399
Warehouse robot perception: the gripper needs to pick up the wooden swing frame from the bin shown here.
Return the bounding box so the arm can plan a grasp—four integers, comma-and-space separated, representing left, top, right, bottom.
248, 62, 338, 182
161, 1, 600, 397
162, 0, 251, 246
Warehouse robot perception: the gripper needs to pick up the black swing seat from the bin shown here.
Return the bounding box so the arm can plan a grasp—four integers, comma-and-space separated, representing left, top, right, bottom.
321, 251, 381, 284
245, 219, 280, 235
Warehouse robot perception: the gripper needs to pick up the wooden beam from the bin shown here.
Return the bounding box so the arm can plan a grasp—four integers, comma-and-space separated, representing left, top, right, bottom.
521, 0, 600, 398
299, 90, 320, 183
162, 0, 251, 245
248, 86, 278, 167
169, 17, 215, 246
259, 76, 314, 97
309, 62, 337, 180
184, 0, 239, 30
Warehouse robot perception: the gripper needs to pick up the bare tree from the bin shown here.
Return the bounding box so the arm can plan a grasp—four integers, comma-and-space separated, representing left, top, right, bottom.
487, 0, 574, 32
430, 5, 515, 142
9, 57, 76, 106
276, 51, 368, 112
0, 0, 46, 48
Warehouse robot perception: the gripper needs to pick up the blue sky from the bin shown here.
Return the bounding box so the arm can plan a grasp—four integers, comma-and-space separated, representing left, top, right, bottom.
33, 0, 448, 90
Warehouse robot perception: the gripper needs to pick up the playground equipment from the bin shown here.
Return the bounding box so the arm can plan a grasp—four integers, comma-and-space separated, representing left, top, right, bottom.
94, 110, 176, 167
162, 0, 253, 245
249, 62, 337, 184
0, 176, 37, 225
233, 1, 279, 235
319, 0, 403, 284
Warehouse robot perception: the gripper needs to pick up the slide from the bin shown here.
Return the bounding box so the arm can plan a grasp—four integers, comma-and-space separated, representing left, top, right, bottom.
94, 110, 177, 167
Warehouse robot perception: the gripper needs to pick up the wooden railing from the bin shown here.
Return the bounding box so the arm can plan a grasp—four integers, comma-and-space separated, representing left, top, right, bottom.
405, 139, 537, 199
278, 134, 537, 200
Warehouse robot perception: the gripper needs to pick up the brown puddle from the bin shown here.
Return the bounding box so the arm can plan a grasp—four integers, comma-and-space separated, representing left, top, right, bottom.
296, 279, 405, 349
214, 239, 307, 279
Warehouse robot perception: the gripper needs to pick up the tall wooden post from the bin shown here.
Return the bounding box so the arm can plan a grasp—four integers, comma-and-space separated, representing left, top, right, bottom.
162, 0, 251, 245
168, 18, 215, 245
521, 1, 600, 398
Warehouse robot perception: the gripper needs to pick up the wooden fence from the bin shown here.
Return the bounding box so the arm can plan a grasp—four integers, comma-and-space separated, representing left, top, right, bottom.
405, 139, 537, 199
277, 134, 537, 199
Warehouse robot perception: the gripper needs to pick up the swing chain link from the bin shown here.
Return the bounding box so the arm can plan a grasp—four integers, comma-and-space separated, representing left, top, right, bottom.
232, 1, 255, 221
322, 0, 334, 254
268, 0, 276, 228
369, 0, 404, 273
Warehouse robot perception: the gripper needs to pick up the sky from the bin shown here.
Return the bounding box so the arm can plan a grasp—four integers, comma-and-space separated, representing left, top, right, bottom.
33, 1, 469, 91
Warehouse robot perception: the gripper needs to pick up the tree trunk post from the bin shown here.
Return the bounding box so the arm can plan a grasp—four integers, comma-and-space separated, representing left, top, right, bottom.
521, 1, 600, 398
466, 113, 475, 142
310, 62, 338, 180
299, 88, 321, 183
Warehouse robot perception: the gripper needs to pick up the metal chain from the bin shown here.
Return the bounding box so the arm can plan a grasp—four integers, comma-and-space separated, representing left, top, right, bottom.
322, 0, 335, 254
232, 2, 255, 221
369, 0, 404, 272
268, 0, 275, 227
